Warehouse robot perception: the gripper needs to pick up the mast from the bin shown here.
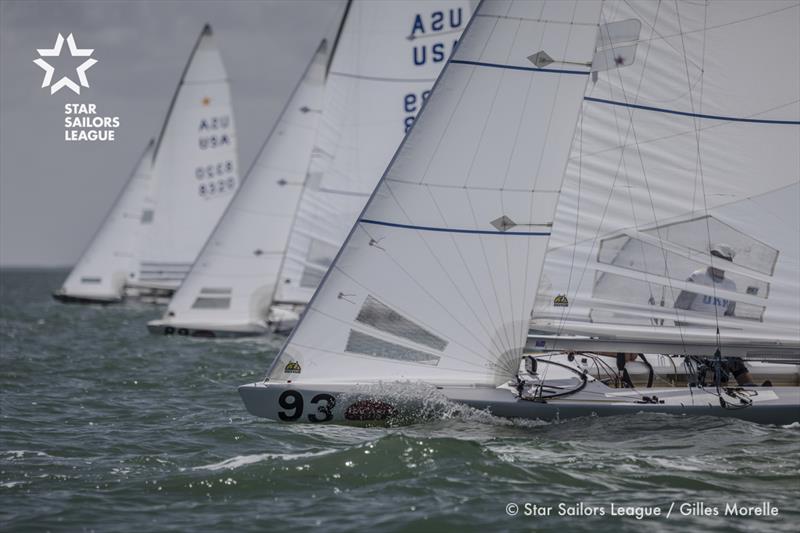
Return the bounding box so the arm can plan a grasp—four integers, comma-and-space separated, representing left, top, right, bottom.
326, 0, 352, 77
152, 24, 212, 163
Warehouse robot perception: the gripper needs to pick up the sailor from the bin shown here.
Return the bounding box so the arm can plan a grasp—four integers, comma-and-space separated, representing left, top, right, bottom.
674, 243, 756, 386
674, 243, 737, 317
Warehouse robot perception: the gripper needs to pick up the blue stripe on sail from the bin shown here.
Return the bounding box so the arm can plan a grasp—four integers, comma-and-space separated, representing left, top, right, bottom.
450, 59, 589, 76
584, 97, 800, 125
359, 219, 551, 236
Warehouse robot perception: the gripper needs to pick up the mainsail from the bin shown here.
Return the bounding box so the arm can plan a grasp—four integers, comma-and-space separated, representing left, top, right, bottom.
54, 140, 155, 303
531, 0, 800, 356
151, 40, 329, 334
133, 24, 239, 292
272, 0, 473, 308
267, 0, 603, 385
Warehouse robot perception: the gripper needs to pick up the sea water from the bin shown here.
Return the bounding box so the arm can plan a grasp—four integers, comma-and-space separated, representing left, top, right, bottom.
1, 269, 798, 532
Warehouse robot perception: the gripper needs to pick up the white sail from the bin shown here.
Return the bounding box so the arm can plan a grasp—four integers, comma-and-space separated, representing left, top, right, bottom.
273, 0, 473, 308
54, 140, 155, 303
267, 0, 603, 385
133, 24, 239, 292
150, 40, 329, 335
531, 0, 800, 353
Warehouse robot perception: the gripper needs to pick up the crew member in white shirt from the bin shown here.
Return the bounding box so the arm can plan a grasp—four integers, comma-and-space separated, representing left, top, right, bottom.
674, 244, 756, 386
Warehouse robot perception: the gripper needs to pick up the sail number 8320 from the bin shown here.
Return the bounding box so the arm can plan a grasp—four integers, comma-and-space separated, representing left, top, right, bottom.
277, 390, 335, 422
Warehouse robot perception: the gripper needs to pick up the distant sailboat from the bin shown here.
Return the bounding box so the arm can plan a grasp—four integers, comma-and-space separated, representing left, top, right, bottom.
239, 0, 799, 425
147, 39, 329, 336
53, 140, 155, 304
149, 0, 472, 336
129, 24, 239, 300
268, 0, 473, 332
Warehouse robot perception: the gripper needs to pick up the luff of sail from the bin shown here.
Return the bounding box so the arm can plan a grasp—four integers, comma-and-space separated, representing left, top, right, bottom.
147, 40, 329, 336
272, 0, 473, 310
530, 0, 800, 358
54, 139, 155, 303
132, 24, 239, 293
267, 0, 603, 386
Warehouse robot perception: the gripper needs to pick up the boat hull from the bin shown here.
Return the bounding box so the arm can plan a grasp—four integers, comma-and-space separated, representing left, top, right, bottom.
52, 290, 122, 305
238, 380, 800, 426
147, 319, 269, 338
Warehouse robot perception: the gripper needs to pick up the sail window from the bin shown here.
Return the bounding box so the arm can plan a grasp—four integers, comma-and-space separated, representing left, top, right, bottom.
199, 287, 232, 295
356, 296, 448, 351
592, 216, 777, 324
592, 19, 641, 73
345, 330, 440, 365
300, 239, 336, 288
191, 296, 231, 309
80, 277, 101, 284
140, 209, 154, 224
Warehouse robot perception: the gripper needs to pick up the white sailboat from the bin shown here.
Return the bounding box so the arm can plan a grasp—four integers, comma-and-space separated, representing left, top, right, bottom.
148, 0, 472, 336
53, 140, 155, 304
147, 39, 329, 336
239, 0, 800, 425
129, 24, 239, 299
269, 0, 473, 332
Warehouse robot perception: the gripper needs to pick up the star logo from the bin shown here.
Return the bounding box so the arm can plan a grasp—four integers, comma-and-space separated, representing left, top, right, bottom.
33, 33, 97, 95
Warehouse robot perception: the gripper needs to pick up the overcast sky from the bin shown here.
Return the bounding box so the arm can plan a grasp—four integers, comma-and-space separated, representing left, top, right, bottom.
0, 0, 343, 267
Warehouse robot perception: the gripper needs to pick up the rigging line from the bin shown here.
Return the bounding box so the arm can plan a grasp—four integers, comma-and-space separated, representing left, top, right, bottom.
532, 0, 580, 344
459, 13, 526, 357
381, 181, 509, 360
534, 0, 581, 387
472, 12, 599, 28
414, 11, 504, 187
553, 0, 665, 337
518, 0, 548, 363
385, 177, 547, 193
500, 15, 537, 350
465, 191, 517, 358
675, 0, 722, 352
422, 185, 521, 359
605, 4, 690, 352
328, 71, 438, 83
627, 0, 799, 47
333, 228, 507, 368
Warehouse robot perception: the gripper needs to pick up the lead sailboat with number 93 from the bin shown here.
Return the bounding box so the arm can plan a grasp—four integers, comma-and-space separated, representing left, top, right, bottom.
239, 0, 800, 425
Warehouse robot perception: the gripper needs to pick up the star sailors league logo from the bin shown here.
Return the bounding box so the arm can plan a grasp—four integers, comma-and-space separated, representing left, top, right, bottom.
33, 33, 97, 95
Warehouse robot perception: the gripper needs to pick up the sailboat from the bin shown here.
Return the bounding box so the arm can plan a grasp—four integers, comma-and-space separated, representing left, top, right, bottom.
148, 0, 472, 336
239, 0, 799, 425
53, 140, 155, 304
128, 24, 239, 301
147, 39, 329, 336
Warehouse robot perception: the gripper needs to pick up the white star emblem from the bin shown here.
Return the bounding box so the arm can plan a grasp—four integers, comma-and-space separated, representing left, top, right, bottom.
33, 33, 97, 95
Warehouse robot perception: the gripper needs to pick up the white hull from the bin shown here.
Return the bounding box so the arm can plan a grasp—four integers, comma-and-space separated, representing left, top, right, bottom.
239, 379, 800, 426
147, 319, 268, 338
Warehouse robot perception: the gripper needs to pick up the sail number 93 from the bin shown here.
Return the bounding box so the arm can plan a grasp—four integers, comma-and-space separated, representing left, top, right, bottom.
277, 391, 335, 422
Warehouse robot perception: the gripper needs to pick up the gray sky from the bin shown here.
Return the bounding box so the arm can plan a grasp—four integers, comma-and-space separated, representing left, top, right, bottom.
0, 0, 343, 267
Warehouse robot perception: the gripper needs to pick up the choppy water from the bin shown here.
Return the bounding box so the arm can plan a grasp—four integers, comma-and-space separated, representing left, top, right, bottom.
1, 269, 798, 532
